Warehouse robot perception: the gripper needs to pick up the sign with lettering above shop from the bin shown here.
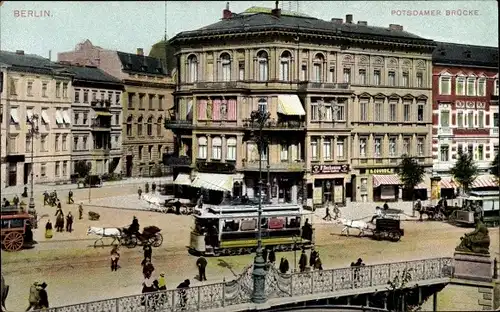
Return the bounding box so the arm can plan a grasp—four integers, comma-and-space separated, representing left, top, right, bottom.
311, 164, 350, 174
366, 168, 395, 175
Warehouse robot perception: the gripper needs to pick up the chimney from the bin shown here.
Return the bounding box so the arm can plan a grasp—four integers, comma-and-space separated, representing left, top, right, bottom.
272, 0, 281, 18
389, 24, 403, 31
345, 14, 353, 24
357, 21, 367, 26
16, 50, 24, 55
49, 50, 52, 61
137, 48, 144, 56
222, 2, 232, 19
331, 18, 343, 24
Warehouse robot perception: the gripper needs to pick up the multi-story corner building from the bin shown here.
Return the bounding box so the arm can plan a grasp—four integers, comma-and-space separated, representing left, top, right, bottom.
432, 42, 499, 196
62, 64, 124, 175
0, 50, 73, 186
58, 40, 175, 177
167, 5, 436, 205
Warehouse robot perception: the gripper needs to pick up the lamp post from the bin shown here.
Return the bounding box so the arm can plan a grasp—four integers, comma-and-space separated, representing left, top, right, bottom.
28, 114, 40, 228
250, 109, 270, 304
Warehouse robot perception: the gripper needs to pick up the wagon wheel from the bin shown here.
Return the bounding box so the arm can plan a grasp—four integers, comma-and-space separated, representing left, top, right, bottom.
448, 212, 457, 224
123, 236, 138, 248
388, 231, 401, 242
152, 233, 163, 247
3, 232, 24, 251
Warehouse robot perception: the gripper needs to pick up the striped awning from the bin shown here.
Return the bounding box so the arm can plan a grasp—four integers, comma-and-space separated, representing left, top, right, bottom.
277, 95, 306, 116
373, 175, 401, 188
173, 173, 192, 186
440, 178, 455, 189
191, 173, 233, 192
471, 175, 498, 189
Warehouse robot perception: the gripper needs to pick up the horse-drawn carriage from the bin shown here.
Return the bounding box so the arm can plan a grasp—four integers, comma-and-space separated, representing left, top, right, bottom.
1, 206, 34, 251
417, 204, 446, 221
88, 225, 163, 248
371, 215, 404, 242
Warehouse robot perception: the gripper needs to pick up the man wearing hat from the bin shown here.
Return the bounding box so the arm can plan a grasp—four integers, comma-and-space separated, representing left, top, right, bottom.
37, 283, 49, 309
157, 273, 166, 290
25, 282, 40, 311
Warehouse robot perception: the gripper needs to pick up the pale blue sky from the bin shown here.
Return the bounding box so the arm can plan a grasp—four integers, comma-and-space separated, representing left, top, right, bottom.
0, 1, 497, 59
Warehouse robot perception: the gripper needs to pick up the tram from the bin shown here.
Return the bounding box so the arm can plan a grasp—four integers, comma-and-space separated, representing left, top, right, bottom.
449, 190, 500, 227
189, 201, 314, 256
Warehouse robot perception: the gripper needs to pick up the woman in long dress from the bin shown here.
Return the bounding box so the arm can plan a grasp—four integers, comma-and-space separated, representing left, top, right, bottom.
45, 220, 53, 239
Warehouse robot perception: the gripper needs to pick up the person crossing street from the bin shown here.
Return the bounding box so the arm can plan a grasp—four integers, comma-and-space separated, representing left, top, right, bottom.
196, 256, 207, 281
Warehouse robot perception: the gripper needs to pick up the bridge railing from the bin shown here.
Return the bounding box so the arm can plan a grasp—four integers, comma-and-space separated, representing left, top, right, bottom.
37, 257, 453, 312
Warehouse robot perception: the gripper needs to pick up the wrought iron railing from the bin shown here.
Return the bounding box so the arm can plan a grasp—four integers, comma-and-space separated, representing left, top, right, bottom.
242, 119, 306, 129
35, 257, 452, 312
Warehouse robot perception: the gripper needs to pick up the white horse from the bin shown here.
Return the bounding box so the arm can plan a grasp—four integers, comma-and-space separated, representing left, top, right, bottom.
335, 218, 371, 237
87, 226, 121, 237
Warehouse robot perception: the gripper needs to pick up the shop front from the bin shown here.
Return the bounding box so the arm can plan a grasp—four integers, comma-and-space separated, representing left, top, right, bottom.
311, 164, 350, 207
243, 172, 304, 204
365, 168, 428, 202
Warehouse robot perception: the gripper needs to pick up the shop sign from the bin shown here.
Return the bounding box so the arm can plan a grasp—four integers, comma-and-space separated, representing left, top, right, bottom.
311, 164, 350, 174
196, 161, 235, 173
366, 168, 395, 175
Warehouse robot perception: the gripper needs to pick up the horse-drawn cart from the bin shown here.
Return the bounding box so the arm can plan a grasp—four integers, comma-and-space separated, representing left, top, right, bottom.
1, 206, 33, 251
371, 215, 404, 242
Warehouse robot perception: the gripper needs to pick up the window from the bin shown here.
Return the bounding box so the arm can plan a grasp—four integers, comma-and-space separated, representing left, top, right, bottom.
416, 72, 423, 88
138, 146, 143, 160
374, 138, 381, 157
328, 67, 335, 83
147, 116, 153, 136
323, 140, 331, 160
359, 138, 366, 157
280, 143, 288, 161
440, 145, 449, 161
311, 102, 319, 121
477, 78, 486, 96
73, 137, 79, 150
92, 91, 97, 101
313, 54, 324, 83
343, 68, 351, 83
440, 110, 450, 127
82, 113, 88, 125
158, 95, 164, 110
9, 79, 17, 95
115, 93, 121, 104
374, 101, 383, 121
403, 138, 410, 155
439, 76, 451, 95
9, 108, 19, 124
238, 61, 245, 81
258, 98, 267, 113
389, 102, 396, 122
40, 163, 46, 177
478, 110, 484, 128
417, 103, 424, 122
324, 103, 332, 121
83, 136, 87, 150
403, 102, 411, 122
336, 138, 345, 159
468, 111, 473, 128
137, 116, 143, 135
494, 113, 499, 127
417, 138, 424, 156
40, 134, 47, 152
278, 52, 291, 81
187, 55, 198, 82
74, 89, 80, 102
227, 137, 237, 161
458, 144, 463, 154
139, 94, 144, 108
457, 111, 463, 128
108, 92, 113, 103
56, 83, 61, 98
157, 117, 163, 136
42, 82, 48, 97
495, 79, 499, 96
55, 134, 60, 151
388, 71, 395, 86
55, 162, 60, 176
83, 90, 89, 103
311, 139, 318, 160
198, 137, 207, 159
212, 137, 222, 160
25, 136, 32, 153
336, 100, 345, 121
157, 145, 162, 158
27, 81, 33, 96
467, 77, 476, 96
389, 138, 396, 156
128, 93, 134, 108
300, 64, 307, 81
149, 95, 154, 109
373, 70, 381, 85
62, 83, 68, 98
62, 161, 67, 176
468, 144, 473, 155
402, 72, 409, 87
360, 101, 367, 121
456, 77, 465, 95
149, 145, 153, 160
358, 69, 366, 85
126, 116, 133, 136
478, 144, 484, 160
220, 53, 231, 82
62, 134, 67, 151
115, 114, 119, 126
257, 51, 269, 81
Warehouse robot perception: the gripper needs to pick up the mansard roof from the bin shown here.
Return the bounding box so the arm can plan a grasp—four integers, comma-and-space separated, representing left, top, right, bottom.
0, 50, 72, 76
433, 42, 498, 68
62, 64, 123, 88
116, 51, 167, 76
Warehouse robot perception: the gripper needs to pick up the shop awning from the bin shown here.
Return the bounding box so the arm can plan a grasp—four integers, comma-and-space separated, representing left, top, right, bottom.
95, 111, 113, 117
55, 110, 64, 124
10, 108, 19, 124
41, 110, 50, 124
26, 109, 33, 121
373, 175, 401, 188
471, 175, 498, 188
440, 178, 455, 189
174, 173, 192, 186
191, 173, 233, 192
62, 111, 71, 124
277, 95, 306, 116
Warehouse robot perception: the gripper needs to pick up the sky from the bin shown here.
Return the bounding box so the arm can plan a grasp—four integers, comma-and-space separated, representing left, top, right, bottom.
0, 1, 498, 59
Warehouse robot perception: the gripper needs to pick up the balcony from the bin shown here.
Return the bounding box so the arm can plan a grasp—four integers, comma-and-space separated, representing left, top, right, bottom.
298, 81, 351, 92
352, 156, 432, 168
164, 119, 193, 130
177, 80, 353, 93
91, 99, 111, 110
91, 148, 111, 157
242, 118, 306, 130
91, 120, 111, 131
241, 160, 306, 172
164, 155, 192, 167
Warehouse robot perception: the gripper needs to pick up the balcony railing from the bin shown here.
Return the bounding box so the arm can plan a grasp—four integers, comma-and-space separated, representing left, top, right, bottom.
242, 119, 306, 130
298, 81, 350, 91
91, 99, 111, 110
164, 119, 193, 129
164, 156, 192, 166
91, 121, 111, 129
242, 160, 306, 171
352, 156, 431, 167
438, 127, 452, 135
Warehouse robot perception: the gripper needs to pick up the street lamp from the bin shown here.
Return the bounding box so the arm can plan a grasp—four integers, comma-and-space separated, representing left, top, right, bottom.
27, 114, 40, 228
250, 109, 270, 304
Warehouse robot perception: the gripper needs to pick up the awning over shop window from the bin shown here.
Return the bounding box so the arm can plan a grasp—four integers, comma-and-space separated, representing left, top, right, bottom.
55, 111, 63, 124
10, 108, 19, 123
373, 175, 401, 188
277, 95, 306, 116
173, 173, 192, 186
62, 111, 71, 124
26, 109, 33, 121
41, 110, 50, 124
440, 178, 455, 189
191, 173, 233, 192
471, 175, 498, 188
95, 111, 113, 117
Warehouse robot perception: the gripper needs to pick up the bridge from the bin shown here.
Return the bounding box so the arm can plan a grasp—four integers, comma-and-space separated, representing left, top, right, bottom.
36, 257, 455, 312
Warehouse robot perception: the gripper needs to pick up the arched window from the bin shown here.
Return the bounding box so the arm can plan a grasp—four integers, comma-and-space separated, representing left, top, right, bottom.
126, 115, 133, 136
226, 137, 237, 161
280, 51, 291, 81
198, 136, 207, 159
313, 53, 324, 83
147, 116, 153, 136
258, 98, 267, 113
257, 51, 268, 81
137, 116, 143, 136
187, 55, 198, 83
212, 137, 222, 160
157, 116, 163, 136
220, 53, 231, 82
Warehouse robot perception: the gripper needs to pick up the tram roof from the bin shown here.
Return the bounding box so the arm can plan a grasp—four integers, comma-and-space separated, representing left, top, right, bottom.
194, 203, 311, 219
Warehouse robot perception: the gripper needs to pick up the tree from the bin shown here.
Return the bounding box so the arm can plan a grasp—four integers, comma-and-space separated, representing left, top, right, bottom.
148, 39, 177, 75
387, 268, 420, 312
450, 149, 478, 194
490, 152, 500, 182
74, 160, 91, 179
397, 155, 425, 210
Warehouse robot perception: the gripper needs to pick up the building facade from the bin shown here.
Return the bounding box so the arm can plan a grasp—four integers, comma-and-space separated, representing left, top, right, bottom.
62, 64, 124, 176
58, 40, 175, 177
432, 42, 499, 195
0, 50, 73, 186
167, 5, 436, 205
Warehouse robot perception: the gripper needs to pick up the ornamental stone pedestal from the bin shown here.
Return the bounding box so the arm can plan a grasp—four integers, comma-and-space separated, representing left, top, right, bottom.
453, 251, 493, 282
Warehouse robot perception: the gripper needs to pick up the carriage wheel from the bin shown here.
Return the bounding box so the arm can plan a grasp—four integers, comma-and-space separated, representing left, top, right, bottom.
448, 213, 457, 224
388, 231, 401, 242
3, 232, 24, 251
152, 233, 163, 247
123, 236, 138, 248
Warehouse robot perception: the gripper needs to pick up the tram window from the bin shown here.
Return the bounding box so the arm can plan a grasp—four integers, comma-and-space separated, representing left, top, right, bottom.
1, 220, 10, 228
269, 218, 284, 229
241, 219, 257, 231
9, 219, 24, 228
223, 220, 239, 232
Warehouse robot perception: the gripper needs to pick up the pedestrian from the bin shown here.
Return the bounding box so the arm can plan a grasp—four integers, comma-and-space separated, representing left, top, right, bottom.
26, 282, 40, 311
269, 248, 276, 264
57, 200, 62, 209
110, 245, 120, 271
44, 220, 53, 239
279, 257, 289, 274
43, 191, 49, 206
145, 182, 149, 193
142, 258, 155, 277
78, 203, 83, 220
176, 279, 190, 308
138, 187, 143, 199
143, 243, 152, 260
68, 190, 74, 204
309, 248, 317, 268
65, 212, 73, 232
152, 182, 157, 193
383, 201, 389, 211
332, 203, 340, 219
37, 283, 48, 309
314, 252, 323, 270
196, 256, 207, 281
323, 204, 332, 221
197, 194, 203, 209
13, 195, 19, 208
174, 199, 182, 215
262, 247, 268, 262
157, 273, 167, 291
299, 249, 308, 272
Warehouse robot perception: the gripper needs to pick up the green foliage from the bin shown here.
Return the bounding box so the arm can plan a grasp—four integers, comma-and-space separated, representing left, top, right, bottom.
74, 160, 91, 179
397, 155, 425, 191
387, 268, 417, 312
450, 149, 478, 192
490, 152, 500, 181
149, 40, 177, 75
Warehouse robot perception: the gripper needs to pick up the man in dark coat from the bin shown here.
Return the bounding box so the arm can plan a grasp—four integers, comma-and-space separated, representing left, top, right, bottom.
174, 200, 182, 215
268, 248, 276, 264
299, 250, 308, 272
67, 190, 74, 204
152, 182, 157, 193
196, 256, 207, 281
309, 248, 318, 268
65, 212, 73, 232
78, 203, 84, 220
262, 247, 268, 262
279, 257, 289, 274
177, 279, 190, 308
37, 282, 49, 309
143, 244, 152, 260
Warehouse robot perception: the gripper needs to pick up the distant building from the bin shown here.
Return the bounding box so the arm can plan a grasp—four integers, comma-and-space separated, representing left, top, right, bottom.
58, 40, 175, 177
